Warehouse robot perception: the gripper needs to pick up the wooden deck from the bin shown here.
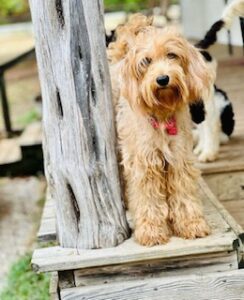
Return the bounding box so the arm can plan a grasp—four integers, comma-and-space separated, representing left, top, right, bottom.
34, 178, 243, 271
34, 178, 244, 299
33, 46, 244, 299
199, 53, 244, 229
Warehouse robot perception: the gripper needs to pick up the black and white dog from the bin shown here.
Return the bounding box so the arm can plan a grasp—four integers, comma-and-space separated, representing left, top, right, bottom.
189, 0, 244, 162
190, 51, 235, 162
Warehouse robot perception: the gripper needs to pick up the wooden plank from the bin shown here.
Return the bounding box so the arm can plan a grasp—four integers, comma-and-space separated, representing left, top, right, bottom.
199, 178, 244, 266
37, 218, 56, 242
37, 193, 56, 242
61, 269, 244, 300
32, 215, 236, 274
198, 178, 244, 237
74, 251, 237, 287
223, 199, 244, 229
18, 121, 42, 146
32, 228, 237, 274
0, 138, 21, 164
197, 135, 244, 175
49, 272, 59, 300
204, 171, 244, 201
37, 181, 220, 242
38, 178, 237, 243
32, 180, 239, 273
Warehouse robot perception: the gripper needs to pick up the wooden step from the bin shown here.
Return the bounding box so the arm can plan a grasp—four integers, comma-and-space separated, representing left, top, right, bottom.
18, 121, 42, 147
198, 134, 244, 206
32, 178, 244, 274
60, 269, 244, 300
197, 134, 244, 175
34, 179, 244, 300
0, 138, 22, 165
223, 199, 244, 229
37, 193, 56, 242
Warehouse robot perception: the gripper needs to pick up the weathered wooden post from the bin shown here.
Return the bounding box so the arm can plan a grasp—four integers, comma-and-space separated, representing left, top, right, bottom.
29, 0, 130, 249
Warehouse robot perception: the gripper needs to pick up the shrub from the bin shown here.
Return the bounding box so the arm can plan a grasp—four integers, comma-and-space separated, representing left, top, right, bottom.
0, 0, 29, 17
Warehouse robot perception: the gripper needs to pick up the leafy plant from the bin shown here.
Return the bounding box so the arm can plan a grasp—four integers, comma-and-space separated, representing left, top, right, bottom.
0, 253, 50, 300
0, 0, 29, 17
104, 0, 151, 12
17, 109, 41, 127
104, 0, 179, 12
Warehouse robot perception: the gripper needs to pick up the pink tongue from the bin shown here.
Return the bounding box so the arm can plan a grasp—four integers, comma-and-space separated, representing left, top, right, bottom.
165, 117, 177, 135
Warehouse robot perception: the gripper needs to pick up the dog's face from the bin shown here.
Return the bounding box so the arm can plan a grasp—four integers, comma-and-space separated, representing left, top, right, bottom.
121, 27, 215, 118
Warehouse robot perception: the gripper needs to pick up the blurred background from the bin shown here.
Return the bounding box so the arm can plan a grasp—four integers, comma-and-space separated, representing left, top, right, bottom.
0, 0, 243, 299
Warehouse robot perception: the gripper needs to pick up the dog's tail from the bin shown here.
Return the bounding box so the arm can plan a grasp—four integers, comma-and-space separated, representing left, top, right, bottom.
195, 0, 244, 49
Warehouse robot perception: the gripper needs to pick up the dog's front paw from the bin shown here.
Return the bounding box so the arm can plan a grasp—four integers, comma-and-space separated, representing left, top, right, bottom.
134, 222, 171, 246
172, 217, 210, 239
198, 150, 218, 162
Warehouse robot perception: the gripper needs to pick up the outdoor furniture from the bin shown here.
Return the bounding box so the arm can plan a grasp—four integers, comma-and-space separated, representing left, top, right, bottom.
0, 47, 35, 136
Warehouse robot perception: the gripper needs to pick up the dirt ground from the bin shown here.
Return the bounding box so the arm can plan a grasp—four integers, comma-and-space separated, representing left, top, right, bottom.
0, 176, 46, 290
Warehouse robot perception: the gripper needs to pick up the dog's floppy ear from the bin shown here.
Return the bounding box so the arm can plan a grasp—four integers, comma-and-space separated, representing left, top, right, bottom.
120, 50, 140, 110
189, 100, 205, 124
186, 44, 215, 102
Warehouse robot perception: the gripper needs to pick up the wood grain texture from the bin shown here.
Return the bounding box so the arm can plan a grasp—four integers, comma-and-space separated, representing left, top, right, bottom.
204, 171, 244, 201
36, 178, 243, 250
37, 193, 56, 242
198, 135, 244, 175
223, 199, 244, 229
33, 180, 243, 273
74, 252, 237, 287
198, 178, 244, 237
37, 218, 56, 242
29, 0, 129, 249
199, 178, 244, 266
61, 269, 244, 300
32, 186, 238, 273
49, 272, 59, 300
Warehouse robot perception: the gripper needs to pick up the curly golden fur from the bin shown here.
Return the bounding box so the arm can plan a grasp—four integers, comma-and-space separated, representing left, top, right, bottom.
108, 14, 153, 64
109, 15, 215, 246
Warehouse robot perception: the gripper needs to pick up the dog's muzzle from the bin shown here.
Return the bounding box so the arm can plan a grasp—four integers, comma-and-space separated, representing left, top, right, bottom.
156, 75, 170, 87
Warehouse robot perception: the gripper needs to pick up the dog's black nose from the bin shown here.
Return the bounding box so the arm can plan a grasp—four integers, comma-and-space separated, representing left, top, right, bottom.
156, 75, 170, 87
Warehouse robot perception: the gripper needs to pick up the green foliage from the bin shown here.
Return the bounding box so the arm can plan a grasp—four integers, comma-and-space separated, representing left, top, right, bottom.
104, 0, 179, 12
17, 109, 41, 127
0, 0, 28, 17
104, 0, 151, 12
0, 253, 50, 300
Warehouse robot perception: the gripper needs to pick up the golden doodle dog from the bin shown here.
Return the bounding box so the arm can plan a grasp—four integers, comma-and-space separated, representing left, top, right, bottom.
108, 15, 215, 246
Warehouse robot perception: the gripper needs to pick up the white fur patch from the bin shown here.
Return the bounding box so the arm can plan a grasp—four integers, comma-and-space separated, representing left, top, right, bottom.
193, 87, 231, 162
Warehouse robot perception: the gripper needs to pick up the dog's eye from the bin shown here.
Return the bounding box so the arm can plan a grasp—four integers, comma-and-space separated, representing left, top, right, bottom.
167, 53, 178, 59
140, 57, 152, 67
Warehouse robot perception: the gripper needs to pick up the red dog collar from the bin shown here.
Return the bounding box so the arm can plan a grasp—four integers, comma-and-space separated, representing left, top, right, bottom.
148, 116, 177, 135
